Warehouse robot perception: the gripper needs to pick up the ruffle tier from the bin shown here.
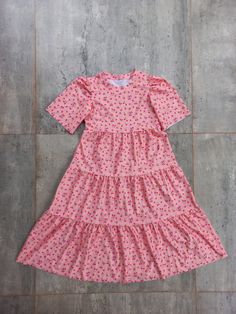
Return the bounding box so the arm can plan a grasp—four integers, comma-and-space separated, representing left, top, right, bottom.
74, 129, 179, 176
49, 164, 199, 225
16, 206, 228, 284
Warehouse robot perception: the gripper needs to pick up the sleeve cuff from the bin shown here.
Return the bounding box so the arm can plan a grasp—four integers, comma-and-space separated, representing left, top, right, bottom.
45, 106, 75, 134
163, 108, 191, 131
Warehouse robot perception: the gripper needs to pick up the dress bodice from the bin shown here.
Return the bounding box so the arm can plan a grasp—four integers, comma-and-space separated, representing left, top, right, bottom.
45, 69, 191, 134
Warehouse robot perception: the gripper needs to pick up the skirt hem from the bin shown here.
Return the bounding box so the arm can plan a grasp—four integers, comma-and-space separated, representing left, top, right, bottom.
16, 252, 228, 284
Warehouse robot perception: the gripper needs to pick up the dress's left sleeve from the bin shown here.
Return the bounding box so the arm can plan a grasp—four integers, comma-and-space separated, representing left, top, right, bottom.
148, 75, 191, 131
45, 76, 93, 134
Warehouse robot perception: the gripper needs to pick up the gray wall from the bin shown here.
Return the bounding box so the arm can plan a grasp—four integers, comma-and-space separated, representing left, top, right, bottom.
0, 0, 235, 313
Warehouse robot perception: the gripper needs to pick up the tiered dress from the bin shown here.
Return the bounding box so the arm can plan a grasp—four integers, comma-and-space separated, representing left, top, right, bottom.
16, 69, 228, 283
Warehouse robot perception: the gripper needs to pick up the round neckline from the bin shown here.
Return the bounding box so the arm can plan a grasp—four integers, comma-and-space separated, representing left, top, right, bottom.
97, 68, 138, 89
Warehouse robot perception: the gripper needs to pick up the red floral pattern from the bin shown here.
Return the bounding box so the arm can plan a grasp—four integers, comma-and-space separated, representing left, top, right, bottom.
16, 69, 228, 283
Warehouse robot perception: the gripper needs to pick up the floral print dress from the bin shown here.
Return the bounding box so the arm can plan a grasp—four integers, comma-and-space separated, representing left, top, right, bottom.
15, 69, 228, 283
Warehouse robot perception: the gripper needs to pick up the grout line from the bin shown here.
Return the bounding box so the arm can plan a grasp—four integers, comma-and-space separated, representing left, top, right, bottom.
189, 0, 197, 313
33, 0, 37, 313
0, 291, 235, 298
0, 291, 205, 297
1, 132, 236, 136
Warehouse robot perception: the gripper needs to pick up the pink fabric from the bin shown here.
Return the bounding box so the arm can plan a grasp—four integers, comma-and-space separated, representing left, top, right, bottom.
16, 69, 228, 283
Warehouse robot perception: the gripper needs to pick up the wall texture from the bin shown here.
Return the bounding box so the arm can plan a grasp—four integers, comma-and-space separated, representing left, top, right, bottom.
0, 0, 235, 313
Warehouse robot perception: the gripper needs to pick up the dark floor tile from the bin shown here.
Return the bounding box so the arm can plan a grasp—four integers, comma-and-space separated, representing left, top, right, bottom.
194, 135, 235, 290
0, 0, 34, 134
0, 296, 34, 314
197, 292, 236, 314
192, 0, 236, 132
0, 135, 35, 294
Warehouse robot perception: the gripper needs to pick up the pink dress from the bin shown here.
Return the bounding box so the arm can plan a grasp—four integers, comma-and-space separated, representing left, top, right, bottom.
16, 69, 228, 283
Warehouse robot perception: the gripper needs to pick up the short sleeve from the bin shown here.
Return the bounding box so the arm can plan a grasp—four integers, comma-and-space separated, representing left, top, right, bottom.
45, 76, 93, 134
148, 75, 191, 131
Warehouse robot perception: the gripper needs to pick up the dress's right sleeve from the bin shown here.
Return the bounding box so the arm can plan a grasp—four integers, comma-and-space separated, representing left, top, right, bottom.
45, 76, 93, 134
148, 75, 191, 131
